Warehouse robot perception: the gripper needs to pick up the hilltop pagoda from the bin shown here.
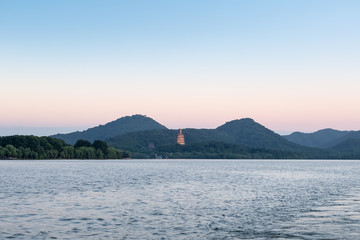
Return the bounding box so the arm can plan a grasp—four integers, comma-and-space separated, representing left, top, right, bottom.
177, 129, 185, 145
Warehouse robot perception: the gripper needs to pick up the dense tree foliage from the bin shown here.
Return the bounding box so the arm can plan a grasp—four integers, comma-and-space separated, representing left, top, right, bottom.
148, 142, 304, 159
92, 140, 108, 155
74, 139, 92, 148
126, 141, 358, 159
0, 135, 128, 159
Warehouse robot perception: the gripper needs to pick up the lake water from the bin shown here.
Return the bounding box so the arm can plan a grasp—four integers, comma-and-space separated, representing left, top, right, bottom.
0, 160, 360, 239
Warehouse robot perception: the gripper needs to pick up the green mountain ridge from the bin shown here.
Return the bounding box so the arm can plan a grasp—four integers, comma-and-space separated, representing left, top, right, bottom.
105, 118, 311, 154
323, 131, 360, 148
330, 138, 360, 153
216, 118, 304, 151
49, 114, 360, 159
52, 114, 167, 145
284, 129, 360, 148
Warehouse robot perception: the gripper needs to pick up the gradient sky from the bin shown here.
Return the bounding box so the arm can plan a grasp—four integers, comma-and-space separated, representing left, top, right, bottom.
1, 0, 360, 136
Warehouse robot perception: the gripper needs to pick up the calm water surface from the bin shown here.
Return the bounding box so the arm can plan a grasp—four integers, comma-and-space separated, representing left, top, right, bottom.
0, 160, 360, 239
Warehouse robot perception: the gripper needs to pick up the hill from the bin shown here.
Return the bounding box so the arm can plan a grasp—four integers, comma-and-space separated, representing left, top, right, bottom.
5, 115, 360, 159
216, 118, 304, 151
106, 118, 310, 154
49, 114, 360, 159
323, 131, 360, 148
330, 138, 360, 153
284, 129, 360, 148
52, 115, 167, 145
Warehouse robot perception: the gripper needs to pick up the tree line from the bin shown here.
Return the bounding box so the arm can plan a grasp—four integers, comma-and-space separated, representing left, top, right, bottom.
0, 135, 129, 159
142, 141, 353, 159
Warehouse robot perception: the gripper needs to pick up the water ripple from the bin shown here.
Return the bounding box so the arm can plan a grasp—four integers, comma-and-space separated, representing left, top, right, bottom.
0, 160, 360, 239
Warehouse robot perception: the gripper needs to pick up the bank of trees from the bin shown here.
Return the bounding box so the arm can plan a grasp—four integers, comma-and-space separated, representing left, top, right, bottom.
151, 141, 308, 159
0, 135, 129, 159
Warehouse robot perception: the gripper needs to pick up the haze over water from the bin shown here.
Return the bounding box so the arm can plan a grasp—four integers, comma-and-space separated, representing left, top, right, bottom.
1, 160, 359, 239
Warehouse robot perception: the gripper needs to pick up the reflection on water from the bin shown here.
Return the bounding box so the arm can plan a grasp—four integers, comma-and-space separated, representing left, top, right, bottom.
0, 160, 359, 239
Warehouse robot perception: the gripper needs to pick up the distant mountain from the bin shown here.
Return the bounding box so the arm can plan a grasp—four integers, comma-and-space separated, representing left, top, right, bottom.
52, 115, 167, 145
106, 118, 308, 153
284, 129, 360, 148
7, 113, 359, 159
323, 131, 360, 148
50, 114, 360, 158
330, 138, 360, 153
216, 118, 303, 151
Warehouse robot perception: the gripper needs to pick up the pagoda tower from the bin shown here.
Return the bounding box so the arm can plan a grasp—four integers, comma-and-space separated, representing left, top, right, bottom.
177, 129, 185, 145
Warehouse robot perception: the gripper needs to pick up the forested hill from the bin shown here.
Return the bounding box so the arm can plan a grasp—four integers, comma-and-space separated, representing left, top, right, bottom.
40, 114, 360, 159
52, 115, 167, 145
215, 118, 303, 151
2, 116, 360, 159
106, 118, 310, 153
284, 129, 360, 148
330, 138, 360, 154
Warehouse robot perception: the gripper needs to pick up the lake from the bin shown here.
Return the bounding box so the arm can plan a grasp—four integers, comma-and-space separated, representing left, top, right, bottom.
0, 160, 360, 239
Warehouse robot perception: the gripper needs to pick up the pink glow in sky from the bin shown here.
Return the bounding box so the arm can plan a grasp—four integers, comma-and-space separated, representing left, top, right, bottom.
1, 1, 360, 136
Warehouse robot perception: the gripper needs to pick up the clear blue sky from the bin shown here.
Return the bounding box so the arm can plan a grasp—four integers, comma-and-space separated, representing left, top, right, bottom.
1, 0, 360, 136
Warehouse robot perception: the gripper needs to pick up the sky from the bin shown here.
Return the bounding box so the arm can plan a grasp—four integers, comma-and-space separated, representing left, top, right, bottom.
1, 0, 360, 136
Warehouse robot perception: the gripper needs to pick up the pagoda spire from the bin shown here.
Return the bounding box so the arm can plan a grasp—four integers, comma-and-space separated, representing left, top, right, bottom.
177, 129, 185, 145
